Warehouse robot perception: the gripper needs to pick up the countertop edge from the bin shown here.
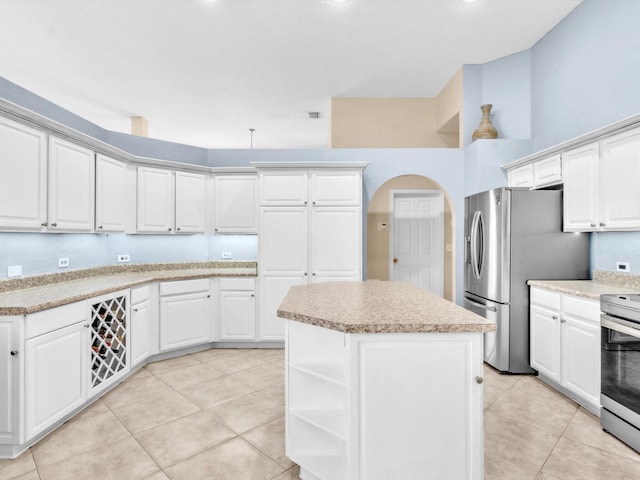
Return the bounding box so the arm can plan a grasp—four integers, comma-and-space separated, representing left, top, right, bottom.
527, 279, 640, 300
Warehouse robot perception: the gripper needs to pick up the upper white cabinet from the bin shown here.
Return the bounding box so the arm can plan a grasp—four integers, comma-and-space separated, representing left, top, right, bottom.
95, 154, 127, 232
564, 128, 640, 231
137, 167, 207, 234
0, 116, 47, 231
257, 166, 364, 341
48, 137, 95, 232
506, 154, 562, 189
214, 175, 257, 234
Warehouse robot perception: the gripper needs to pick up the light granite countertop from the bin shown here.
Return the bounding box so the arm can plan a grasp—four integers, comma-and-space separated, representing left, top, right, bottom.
528, 270, 640, 301
277, 280, 496, 334
0, 262, 257, 315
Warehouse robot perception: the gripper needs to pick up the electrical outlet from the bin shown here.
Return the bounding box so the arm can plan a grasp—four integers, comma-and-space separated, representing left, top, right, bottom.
7, 265, 22, 278
117, 254, 131, 263
222, 252, 232, 259
58, 257, 69, 268
617, 261, 630, 272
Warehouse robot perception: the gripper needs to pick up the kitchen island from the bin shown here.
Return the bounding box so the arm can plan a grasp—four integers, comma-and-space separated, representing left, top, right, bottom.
278, 280, 496, 480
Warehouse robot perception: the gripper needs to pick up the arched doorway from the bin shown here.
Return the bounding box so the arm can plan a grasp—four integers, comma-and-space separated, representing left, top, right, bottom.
366, 175, 455, 302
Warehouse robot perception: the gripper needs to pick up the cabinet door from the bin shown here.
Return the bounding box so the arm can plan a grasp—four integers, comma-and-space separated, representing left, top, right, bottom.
259, 275, 306, 341
160, 292, 211, 351
507, 164, 533, 188
219, 291, 256, 340
25, 322, 86, 440
0, 317, 21, 445
600, 128, 640, 230
562, 142, 599, 232
48, 137, 95, 232
259, 171, 308, 206
529, 305, 562, 382
137, 166, 174, 233
95, 154, 126, 232
561, 315, 600, 409
0, 117, 47, 231
310, 207, 361, 282
310, 170, 361, 206
130, 299, 151, 367
533, 154, 562, 187
259, 207, 309, 274
175, 171, 207, 233
214, 175, 258, 234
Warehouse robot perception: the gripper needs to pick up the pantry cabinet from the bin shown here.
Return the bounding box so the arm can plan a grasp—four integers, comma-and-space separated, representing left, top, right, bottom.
214, 175, 258, 234
159, 279, 212, 351
530, 287, 600, 414
0, 116, 47, 231
257, 165, 364, 341
95, 154, 127, 232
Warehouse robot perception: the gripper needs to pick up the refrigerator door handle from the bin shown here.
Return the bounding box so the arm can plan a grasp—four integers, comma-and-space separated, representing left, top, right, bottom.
464, 296, 497, 312
470, 211, 483, 279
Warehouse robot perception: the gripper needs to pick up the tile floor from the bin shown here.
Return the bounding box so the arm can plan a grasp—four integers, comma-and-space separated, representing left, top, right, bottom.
1, 348, 640, 480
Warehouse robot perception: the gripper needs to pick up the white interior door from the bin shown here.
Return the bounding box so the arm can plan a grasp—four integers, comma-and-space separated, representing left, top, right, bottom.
391, 191, 444, 296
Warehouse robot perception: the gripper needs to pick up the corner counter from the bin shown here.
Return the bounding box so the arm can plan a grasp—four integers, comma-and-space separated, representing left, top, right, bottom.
278, 280, 493, 480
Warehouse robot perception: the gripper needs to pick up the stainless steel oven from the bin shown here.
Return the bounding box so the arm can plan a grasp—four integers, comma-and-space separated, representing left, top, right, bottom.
601, 294, 640, 452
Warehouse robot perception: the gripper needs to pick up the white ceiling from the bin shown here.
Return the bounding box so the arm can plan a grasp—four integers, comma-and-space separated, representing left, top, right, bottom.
0, 0, 582, 149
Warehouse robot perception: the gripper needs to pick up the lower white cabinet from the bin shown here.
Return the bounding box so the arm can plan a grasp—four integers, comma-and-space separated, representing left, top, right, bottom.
0, 316, 22, 449
530, 287, 601, 414
286, 320, 484, 479
130, 285, 159, 367
159, 279, 212, 351
218, 278, 256, 341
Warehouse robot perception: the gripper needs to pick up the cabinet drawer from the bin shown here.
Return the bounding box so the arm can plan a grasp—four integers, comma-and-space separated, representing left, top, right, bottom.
25, 301, 87, 339
562, 295, 600, 322
131, 285, 151, 304
530, 288, 561, 310
160, 279, 210, 296
533, 154, 562, 186
508, 164, 533, 188
219, 278, 256, 291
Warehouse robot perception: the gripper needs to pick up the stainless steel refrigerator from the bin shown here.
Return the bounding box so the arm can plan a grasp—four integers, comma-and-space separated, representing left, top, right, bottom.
464, 187, 589, 374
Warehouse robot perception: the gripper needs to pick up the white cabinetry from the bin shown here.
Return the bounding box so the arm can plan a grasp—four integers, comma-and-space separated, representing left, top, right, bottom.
530, 287, 601, 414
24, 302, 87, 440
47, 137, 95, 232
218, 278, 256, 341
130, 284, 158, 367
257, 166, 364, 341
0, 316, 22, 449
95, 154, 127, 232
214, 175, 258, 234
0, 116, 47, 231
137, 167, 207, 233
506, 154, 562, 189
159, 279, 212, 351
287, 320, 484, 479
564, 127, 640, 232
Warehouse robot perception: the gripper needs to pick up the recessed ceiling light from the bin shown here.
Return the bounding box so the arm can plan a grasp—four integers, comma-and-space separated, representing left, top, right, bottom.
462, 0, 478, 3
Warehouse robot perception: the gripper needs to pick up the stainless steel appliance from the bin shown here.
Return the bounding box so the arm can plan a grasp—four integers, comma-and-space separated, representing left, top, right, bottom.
601, 294, 640, 452
464, 187, 589, 373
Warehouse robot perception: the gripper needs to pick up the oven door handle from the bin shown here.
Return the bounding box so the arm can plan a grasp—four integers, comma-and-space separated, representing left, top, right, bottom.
602, 316, 640, 339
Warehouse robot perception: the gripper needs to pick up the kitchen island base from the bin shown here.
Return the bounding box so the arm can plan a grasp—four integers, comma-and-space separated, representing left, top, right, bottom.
286, 320, 485, 480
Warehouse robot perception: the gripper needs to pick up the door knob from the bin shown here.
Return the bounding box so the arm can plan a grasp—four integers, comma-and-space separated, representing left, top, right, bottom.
475, 376, 483, 384
393, 258, 398, 264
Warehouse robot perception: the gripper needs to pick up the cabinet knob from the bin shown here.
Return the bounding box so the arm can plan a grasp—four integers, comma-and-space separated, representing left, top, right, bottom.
168, 228, 172, 231
10, 350, 18, 356
304, 201, 308, 205
41, 222, 48, 227
98, 225, 103, 229
304, 272, 308, 276
590, 223, 596, 228
561, 318, 566, 323
84, 324, 90, 328
251, 294, 255, 297
132, 308, 138, 312
51, 222, 57, 227
207, 294, 211, 298
312, 201, 316, 205
215, 228, 218, 232
177, 227, 181, 231
475, 376, 483, 384
312, 273, 316, 276
552, 315, 559, 320
599, 222, 606, 227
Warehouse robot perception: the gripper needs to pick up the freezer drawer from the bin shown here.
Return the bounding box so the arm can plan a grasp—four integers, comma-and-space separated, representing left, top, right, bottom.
464, 293, 510, 372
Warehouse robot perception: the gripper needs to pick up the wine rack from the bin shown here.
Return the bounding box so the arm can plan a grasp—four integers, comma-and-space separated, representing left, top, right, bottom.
90, 295, 127, 392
